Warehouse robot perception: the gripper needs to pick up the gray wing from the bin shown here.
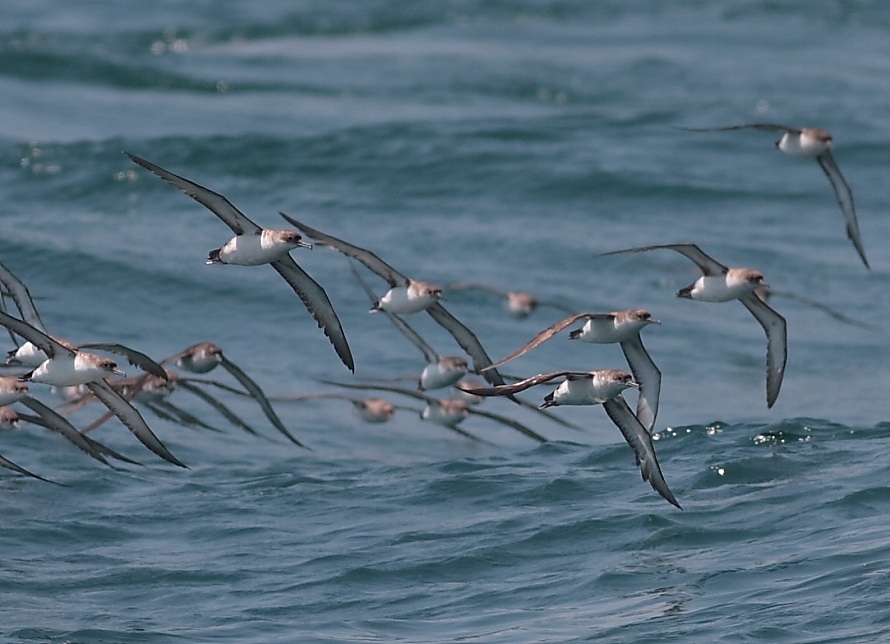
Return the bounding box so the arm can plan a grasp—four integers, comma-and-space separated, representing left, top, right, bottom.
270, 256, 354, 372
17, 397, 110, 465
275, 392, 356, 403
77, 343, 167, 379
598, 243, 728, 276
319, 378, 583, 432
0, 451, 60, 484
739, 294, 787, 408
0, 262, 46, 332
676, 123, 799, 134
816, 151, 869, 269
25, 403, 139, 465
602, 394, 681, 509
425, 303, 501, 384
434, 423, 491, 444
763, 288, 876, 330
218, 354, 308, 448
468, 407, 548, 443
387, 312, 439, 363
620, 334, 661, 433
177, 378, 262, 436
457, 371, 583, 398
485, 313, 607, 371
79, 435, 145, 465
149, 397, 229, 435
0, 310, 72, 359
179, 376, 252, 397
157, 385, 250, 435
417, 405, 492, 443
279, 212, 408, 287
126, 153, 262, 235
86, 380, 188, 468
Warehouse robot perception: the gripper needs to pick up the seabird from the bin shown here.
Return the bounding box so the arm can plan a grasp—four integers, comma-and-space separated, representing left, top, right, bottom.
126, 153, 354, 372
0, 310, 186, 467
599, 243, 787, 408
678, 123, 869, 269
484, 309, 662, 431
276, 393, 417, 424
459, 369, 680, 508
320, 379, 547, 444
349, 263, 468, 391
159, 342, 306, 447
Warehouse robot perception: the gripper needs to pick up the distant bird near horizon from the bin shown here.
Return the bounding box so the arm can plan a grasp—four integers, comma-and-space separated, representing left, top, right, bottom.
446, 282, 576, 319
274, 392, 419, 424
319, 379, 548, 444
678, 123, 869, 269
126, 153, 354, 373
598, 243, 787, 408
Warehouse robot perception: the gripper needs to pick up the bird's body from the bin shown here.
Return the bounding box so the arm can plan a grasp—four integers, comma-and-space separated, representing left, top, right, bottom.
207, 229, 312, 266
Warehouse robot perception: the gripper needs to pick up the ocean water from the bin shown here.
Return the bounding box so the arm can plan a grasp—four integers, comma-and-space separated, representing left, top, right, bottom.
2, 1, 890, 641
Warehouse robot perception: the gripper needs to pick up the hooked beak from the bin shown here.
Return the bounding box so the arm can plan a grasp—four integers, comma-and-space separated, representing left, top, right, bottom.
113, 368, 127, 377
297, 240, 313, 250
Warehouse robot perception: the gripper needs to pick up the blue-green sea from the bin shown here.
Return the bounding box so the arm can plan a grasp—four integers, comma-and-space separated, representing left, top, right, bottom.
2, 1, 890, 641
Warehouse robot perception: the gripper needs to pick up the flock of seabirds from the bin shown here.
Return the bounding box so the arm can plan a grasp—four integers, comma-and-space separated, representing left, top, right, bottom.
0, 123, 871, 509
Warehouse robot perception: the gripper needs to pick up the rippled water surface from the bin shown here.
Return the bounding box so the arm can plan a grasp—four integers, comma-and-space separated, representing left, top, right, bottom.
2, 1, 890, 641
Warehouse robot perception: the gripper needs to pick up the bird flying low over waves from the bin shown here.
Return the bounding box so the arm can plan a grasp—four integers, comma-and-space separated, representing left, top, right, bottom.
159, 342, 306, 447
678, 123, 869, 269
276, 392, 419, 424
0, 261, 167, 379
0, 310, 186, 468
483, 309, 662, 432
459, 369, 680, 509
598, 243, 787, 408
126, 153, 354, 372
320, 379, 548, 444
348, 263, 468, 391
278, 213, 582, 431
